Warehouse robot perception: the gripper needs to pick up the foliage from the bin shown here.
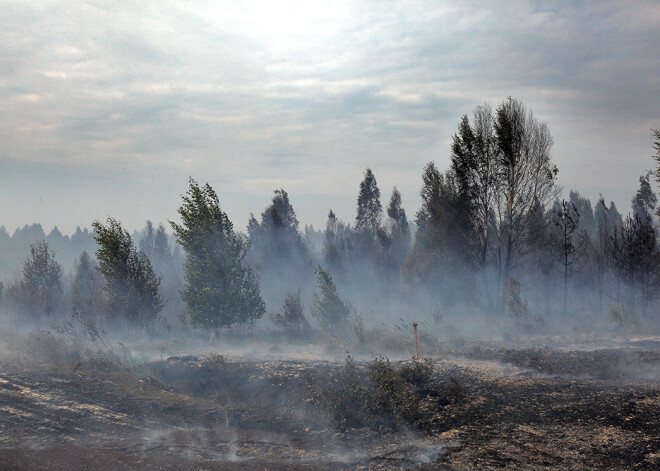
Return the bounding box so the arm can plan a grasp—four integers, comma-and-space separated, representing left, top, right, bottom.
632, 173, 657, 220
270, 290, 309, 331
92, 217, 163, 328
310, 265, 350, 334
608, 303, 637, 328
652, 128, 660, 187
248, 189, 309, 269
170, 178, 265, 330
355, 167, 383, 235
323, 210, 353, 275
6, 240, 62, 316
307, 354, 434, 430
385, 187, 411, 272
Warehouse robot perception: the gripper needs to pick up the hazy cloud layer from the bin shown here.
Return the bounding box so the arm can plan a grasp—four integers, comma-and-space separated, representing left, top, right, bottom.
1, 0, 659, 233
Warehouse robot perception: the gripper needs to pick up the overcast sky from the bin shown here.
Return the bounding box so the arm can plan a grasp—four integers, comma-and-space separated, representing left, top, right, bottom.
1, 0, 659, 235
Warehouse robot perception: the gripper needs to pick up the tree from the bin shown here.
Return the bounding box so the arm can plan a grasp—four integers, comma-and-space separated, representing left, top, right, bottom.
524, 198, 553, 314
93, 218, 163, 328
591, 196, 618, 313
323, 210, 353, 277
494, 97, 558, 303
549, 200, 584, 314
311, 265, 351, 334
402, 163, 476, 308
70, 251, 104, 327
610, 215, 656, 314
450, 104, 499, 276
632, 173, 657, 221
385, 187, 410, 274
170, 178, 265, 330
139, 220, 156, 260
355, 168, 389, 265
569, 190, 595, 235
355, 168, 383, 236
6, 240, 62, 317
247, 189, 310, 277
651, 128, 660, 187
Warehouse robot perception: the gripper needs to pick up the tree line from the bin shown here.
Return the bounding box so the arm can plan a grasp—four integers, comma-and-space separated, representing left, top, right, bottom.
1, 98, 659, 334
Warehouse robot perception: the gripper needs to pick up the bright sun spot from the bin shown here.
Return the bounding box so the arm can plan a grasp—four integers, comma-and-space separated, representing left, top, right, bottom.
186, 0, 350, 48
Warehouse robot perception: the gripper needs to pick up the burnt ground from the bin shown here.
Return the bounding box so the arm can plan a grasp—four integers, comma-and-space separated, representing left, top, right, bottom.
0, 340, 658, 470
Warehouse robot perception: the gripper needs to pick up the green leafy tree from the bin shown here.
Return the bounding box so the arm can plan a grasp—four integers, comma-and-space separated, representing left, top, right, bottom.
170, 178, 265, 330
92, 218, 163, 328
311, 265, 350, 334
6, 240, 62, 316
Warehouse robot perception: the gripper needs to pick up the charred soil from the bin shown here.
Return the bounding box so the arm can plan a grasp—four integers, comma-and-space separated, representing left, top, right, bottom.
0, 341, 658, 470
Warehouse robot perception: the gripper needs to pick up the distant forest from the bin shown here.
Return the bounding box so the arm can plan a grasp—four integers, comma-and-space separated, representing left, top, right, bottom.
2, 98, 659, 335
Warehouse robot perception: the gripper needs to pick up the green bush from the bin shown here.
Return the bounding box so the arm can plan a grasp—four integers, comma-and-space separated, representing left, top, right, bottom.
307, 354, 435, 430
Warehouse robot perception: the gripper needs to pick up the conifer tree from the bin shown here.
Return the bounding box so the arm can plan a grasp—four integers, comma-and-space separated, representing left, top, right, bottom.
355, 168, 383, 236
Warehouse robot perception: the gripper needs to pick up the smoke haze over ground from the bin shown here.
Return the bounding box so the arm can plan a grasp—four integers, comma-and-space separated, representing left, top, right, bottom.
1, 1, 660, 469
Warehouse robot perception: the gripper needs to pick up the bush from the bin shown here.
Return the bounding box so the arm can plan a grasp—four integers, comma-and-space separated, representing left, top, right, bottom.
608, 303, 637, 328
505, 277, 529, 324
307, 354, 435, 430
270, 290, 309, 331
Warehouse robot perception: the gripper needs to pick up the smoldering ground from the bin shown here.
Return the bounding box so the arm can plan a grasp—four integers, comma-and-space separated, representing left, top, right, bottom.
0, 318, 658, 470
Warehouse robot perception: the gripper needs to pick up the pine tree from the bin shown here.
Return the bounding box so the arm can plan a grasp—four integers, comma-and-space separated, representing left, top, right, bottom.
139, 220, 156, 259
632, 173, 657, 220
549, 200, 584, 314
385, 187, 410, 273
569, 190, 595, 235
651, 128, 660, 186
170, 178, 265, 330
355, 168, 383, 236
248, 189, 308, 267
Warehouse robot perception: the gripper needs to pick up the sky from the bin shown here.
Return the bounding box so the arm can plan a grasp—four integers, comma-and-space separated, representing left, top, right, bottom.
1, 0, 659, 235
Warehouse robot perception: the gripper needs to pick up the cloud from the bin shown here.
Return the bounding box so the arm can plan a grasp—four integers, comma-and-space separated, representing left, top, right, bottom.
0, 0, 658, 233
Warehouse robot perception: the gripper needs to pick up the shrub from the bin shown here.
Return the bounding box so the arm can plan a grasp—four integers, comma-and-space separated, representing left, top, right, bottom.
608, 303, 637, 328
270, 290, 309, 331
307, 354, 435, 430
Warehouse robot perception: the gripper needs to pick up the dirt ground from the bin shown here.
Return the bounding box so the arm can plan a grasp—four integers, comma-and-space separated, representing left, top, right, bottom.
0, 337, 658, 470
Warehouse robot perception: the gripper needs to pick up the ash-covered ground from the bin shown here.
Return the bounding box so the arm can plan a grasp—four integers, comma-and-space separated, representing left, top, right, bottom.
0, 331, 658, 470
